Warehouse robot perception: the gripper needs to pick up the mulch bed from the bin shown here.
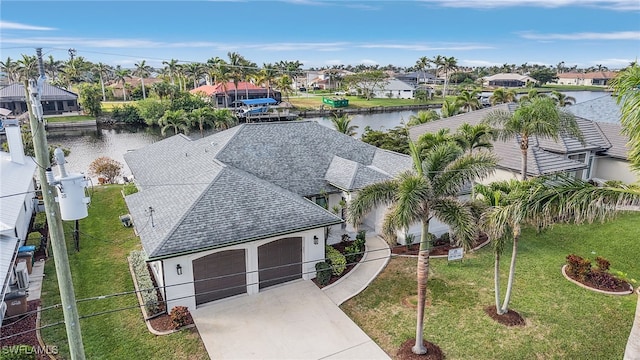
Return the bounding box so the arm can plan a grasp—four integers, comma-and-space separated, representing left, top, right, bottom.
396, 339, 445, 360
0, 300, 49, 360
564, 268, 632, 293
483, 305, 526, 326
392, 234, 488, 257
148, 312, 194, 332
312, 242, 364, 289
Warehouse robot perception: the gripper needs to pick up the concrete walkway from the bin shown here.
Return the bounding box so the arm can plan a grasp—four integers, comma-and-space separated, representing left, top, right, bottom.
323, 234, 391, 305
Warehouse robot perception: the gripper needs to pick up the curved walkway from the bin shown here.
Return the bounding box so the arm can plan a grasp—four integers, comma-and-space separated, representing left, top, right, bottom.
323, 234, 391, 305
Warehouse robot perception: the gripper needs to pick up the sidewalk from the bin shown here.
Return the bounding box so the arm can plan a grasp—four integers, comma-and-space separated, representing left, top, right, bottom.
323, 233, 391, 305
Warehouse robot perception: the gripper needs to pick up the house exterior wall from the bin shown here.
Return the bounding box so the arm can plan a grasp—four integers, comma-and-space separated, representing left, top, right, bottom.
158, 228, 325, 311
592, 158, 639, 184
15, 180, 35, 244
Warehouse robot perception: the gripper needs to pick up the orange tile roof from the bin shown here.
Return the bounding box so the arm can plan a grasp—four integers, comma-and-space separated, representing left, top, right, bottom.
190, 82, 263, 96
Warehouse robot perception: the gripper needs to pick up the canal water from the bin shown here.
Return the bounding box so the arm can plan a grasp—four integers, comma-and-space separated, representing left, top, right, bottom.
42, 91, 610, 179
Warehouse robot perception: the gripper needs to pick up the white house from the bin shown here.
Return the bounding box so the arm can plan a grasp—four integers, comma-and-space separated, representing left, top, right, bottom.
0, 120, 38, 318
556, 72, 618, 87
483, 73, 537, 88
371, 79, 416, 99
123, 121, 412, 310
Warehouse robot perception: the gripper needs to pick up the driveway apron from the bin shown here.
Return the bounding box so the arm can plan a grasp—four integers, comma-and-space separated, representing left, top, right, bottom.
191, 280, 390, 360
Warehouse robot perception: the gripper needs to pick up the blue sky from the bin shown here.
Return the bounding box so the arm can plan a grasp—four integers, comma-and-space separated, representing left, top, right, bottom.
1, 0, 639, 70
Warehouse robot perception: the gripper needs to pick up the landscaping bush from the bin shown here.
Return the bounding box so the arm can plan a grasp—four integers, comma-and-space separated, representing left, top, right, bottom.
344, 244, 362, 265
122, 182, 138, 196
111, 104, 144, 125
315, 261, 332, 286
169, 306, 191, 329
325, 245, 346, 276
32, 212, 46, 232
566, 254, 592, 281
129, 250, 161, 316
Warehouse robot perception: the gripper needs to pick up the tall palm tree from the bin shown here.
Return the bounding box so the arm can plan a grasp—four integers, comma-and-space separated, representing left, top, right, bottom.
407, 110, 440, 127
482, 96, 583, 180
258, 63, 279, 99
133, 60, 153, 99
206, 56, 224, 85
331, 114, 358, 136
517, 88, 546, 103
415, 56, 431, 86
162, 59, 181, 87
16, 54, 38, 82
431, 55, 445, 95
159, 109, 190, 136
183, 62, 204, 90
456, 89, 481, 113
240, 59, 257, 99
416, 128, 452, 155
454, 123, 494, 154
212, 109, 238, 130
227, 52, 244, 103
45, 55, 63, 83
490, 88, 518, 105
441, 56, 458, 97
274, 75, 293, 102
610, 63, 640, 173
93, 62, 113, 101
348, 142, 496, 355
113, 67, 131, 101
0, 57, 19, 83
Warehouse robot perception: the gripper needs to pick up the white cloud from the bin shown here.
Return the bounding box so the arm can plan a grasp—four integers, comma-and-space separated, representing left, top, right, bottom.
0, 21, 56, 31
358, 43, 494, 51
459, 59, 503, 67
519, 31, 640, 40
590, 58, 637, 67
420, 0, 640, 11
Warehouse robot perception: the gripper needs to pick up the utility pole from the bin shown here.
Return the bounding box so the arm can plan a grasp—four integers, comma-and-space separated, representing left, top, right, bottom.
26, 48, 86, 360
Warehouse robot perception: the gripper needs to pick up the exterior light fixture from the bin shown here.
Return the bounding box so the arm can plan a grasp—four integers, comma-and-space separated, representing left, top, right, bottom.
313, 235, 319, 245
176, 264, 182, 275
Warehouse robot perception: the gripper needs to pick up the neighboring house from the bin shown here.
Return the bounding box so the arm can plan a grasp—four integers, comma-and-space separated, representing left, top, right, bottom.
408, 99, 637, 184
190, 82, 281, 107
0, 120, 37, 319
482, 73, 537, 88
0, 83, 79, 115
395, 71, 441, 85
109, 77, 164, 99
307, 69, 354, 90
371, 79, 416, 99
123, 121, 412, 309
556, 72, 618, 87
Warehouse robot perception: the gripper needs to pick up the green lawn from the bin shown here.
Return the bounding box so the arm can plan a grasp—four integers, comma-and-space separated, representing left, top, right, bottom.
288, 95, 440, 110
45, 115, 95, 123
342, 212, 640, 359
39, 186, 208, 360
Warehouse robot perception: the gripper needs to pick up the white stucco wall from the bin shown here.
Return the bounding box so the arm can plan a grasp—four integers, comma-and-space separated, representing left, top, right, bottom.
15, 180, 36, 244
157, 228, 326, 311
592, 158, 639, 184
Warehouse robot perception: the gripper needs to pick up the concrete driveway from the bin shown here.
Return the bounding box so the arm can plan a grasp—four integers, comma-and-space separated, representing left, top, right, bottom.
191, 280, 390, 360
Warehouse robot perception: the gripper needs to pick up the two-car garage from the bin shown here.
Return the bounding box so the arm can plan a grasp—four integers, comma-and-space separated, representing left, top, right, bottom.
192, 237, 303, 306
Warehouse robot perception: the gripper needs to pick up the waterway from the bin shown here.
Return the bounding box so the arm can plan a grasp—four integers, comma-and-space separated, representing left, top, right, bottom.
41, 91, 609, 179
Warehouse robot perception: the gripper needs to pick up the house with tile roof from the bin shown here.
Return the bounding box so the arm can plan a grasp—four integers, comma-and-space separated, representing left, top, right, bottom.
0, 83, 78, 115
482, 73, 538, 88
408, 96, 637, 185
556, 72, 618, 86
190, 82, 281, 107
123, 121, 412, 309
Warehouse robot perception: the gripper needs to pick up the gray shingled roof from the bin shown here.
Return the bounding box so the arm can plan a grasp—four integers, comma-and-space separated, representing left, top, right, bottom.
124, 121, 410, 259
566, 94, 622, 123
408, 101, 619, 174
0, 83, 78, 101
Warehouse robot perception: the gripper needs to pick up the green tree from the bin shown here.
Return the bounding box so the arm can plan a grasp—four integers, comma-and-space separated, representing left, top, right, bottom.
136, 98, 168, 126
114, 66, 131, 101
348, 142, 496, 355
529, 67, 557, 85
610, 63, 640, 173
133, 60, 153, 99
92, 62, 113, 101
343, 71, 389, 100
331, 114, 358, 136
360, 125, 410, 154
0, 57, 20, 83
407, 110, 439, 127
274, 75, 293, 102
77, 83, 102, 117
483, 96, 583, 180
440, 98, 460, 118
190, 107, 216, 137
159, 109, 190, 136
212, 109, 238, 130
415, 56, 431, 86
454, 123, 494, 154
416, 128, 452, 156
489, 88, 518, 105
456, 89, 481, 113
550, 91, 576, 107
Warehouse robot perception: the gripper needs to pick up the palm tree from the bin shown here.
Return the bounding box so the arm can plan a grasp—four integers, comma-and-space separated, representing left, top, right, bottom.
456, 89, 481, 113
162, 59, 181, 87
454, 123, 494, 154
440, 98, 460, 118
17, 54, 38, 82
274, 75, 293, 102
159, 109, 190, 136
550, 91, 576, 107
416, 128, 452, 155
517, 88, 546, 103
113, 67, 131, 101
0, 57, 19, 83
133, 60, 153, 99
45, 55, 63, 83
490, 88, 518, 105
610, 63, 640, 173
415, 56, 431, 86
227, 52, 244, 103
482, 96, 583, 180
431, 55, 445, 95
348, 142, 496, 355
406, 110, 440, 127
93, 62, 112, 101
212, 109, 237, 130
331, 114, 358, 136
190, 107, 216, 137
206, 56, 224, 85
183, 62, 204, 90
258, 63, 279, 99
441, 56, 458, 97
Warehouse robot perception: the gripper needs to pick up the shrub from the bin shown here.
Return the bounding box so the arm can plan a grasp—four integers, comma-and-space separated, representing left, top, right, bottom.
89, 157, 123, 184
325, 245, 346, 276
356, 230, 367, 242
129, 250, 161, 315
0, 345, 36, 360
566, 254, 592, 281
169, 306, 191, 329
344, 244, 362, 264
32, 212, 47, 232
111, 104, 144, 125
315, 261, 332, 286
595, 256, 610, 272
122, 182, 138, 196
404, 233, 415, 250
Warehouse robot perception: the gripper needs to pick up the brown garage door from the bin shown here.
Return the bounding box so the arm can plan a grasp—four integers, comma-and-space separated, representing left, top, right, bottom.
193, 249, 246, 306
258, 237, 302, 289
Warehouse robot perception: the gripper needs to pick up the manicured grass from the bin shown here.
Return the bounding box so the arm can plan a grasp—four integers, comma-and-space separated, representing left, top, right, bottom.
39, 185, 208, 360
102, 101, 135, 111
541, 84, 609, 92
45, 115, 95, 123
342, 212, 640, 359
287, 95, 440, 110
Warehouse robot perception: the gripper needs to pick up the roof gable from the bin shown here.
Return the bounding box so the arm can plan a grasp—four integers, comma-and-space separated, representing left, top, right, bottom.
0, 83, 77, 101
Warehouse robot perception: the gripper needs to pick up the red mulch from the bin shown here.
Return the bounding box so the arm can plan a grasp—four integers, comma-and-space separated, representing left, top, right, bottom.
396, 339, 445, 360
565, 269, 632, 293
483, 305, 526, 326
0, 300, 49, 360
392, 234, 488, 257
